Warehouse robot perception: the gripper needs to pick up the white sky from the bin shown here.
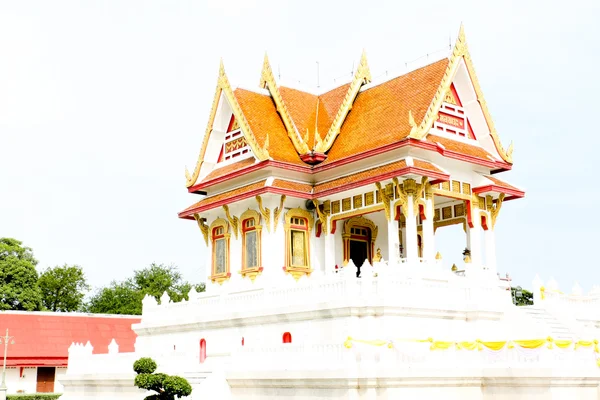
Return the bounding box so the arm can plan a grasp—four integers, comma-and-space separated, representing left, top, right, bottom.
1, 0, 599, 293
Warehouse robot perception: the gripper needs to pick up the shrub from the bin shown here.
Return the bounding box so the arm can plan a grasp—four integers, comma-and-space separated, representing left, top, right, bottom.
133, 357, 192, 399
133, 357, 157, 374
7, 395, 62, 400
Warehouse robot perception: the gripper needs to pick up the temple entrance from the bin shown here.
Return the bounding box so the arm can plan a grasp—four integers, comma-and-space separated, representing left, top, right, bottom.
343, 216, 378, 278
349, 238, 369, 276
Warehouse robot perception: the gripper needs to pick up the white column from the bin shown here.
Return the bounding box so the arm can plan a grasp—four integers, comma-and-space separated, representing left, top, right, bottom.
229, 232, 242, 286
324, 218, 336, 274
270, 209, 286, 284
484, 227, 496, 274
387, 217, 399, 265
467, 203, 482, 266
422, 197, 435, 262
405, 196, 418, 263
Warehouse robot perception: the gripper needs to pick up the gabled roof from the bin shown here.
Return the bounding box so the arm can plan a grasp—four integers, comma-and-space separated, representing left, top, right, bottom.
184, 26, 515, 190
323, 58, 449, 164
0, 311, 139, 366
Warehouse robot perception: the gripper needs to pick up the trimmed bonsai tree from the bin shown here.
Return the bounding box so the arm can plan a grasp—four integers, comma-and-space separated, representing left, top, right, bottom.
133, 357, 192, 400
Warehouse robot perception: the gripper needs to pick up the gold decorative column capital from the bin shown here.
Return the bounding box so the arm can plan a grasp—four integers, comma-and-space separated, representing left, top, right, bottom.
255, 195, 271, 233
375, 182, 392, 221
193, 214, 209, 246
222, 205, 239, 239
313, 199, 330, 235
273, 195, 286, 232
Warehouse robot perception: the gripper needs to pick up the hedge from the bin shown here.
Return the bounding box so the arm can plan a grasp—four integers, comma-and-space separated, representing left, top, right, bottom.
7, 395, 62, 400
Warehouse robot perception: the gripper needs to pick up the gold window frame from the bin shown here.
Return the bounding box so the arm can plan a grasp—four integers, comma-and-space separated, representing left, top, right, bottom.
209, 218, 231, 284
284, 208, 314, 280
240, 209, 263, 281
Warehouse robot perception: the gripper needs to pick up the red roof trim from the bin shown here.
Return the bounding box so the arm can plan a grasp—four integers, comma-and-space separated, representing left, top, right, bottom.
7, 357, 68, 367
472, 184, 525, 199
179, 186, 313, 219
180, 165, 450, 217
187, 140, 512, 194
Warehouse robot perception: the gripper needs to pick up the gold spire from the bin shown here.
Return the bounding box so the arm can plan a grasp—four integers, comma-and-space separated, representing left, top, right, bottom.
315, 50, 371, 153
259, 53, 309, 154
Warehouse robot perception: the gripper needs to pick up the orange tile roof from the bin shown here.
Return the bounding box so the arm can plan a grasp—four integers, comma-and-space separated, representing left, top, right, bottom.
279, 83, 351, 151
426, 134, 495, 161
413, 159, 444, 173
482, 175, 522, 192
234, 89, 305, 165
323, 59, 449, 164
271, 179, 313, 194
181, 180, 267, 215
201, 158, 256, 183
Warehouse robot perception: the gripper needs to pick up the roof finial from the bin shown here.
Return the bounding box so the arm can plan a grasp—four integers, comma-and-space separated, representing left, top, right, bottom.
260, 53, 272, 88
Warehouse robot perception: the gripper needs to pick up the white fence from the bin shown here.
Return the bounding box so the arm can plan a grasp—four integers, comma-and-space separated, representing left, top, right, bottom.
138, 263, 511, 327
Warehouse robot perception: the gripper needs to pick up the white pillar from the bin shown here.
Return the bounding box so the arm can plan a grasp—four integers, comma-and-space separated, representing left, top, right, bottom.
270, 208, 286, 284
467, 203, 482, 267
484, 227, 496, 274
422, 197, 435, 262
387, 217, 399, 266
405, 196, 418, 263
324, 218, 336, 274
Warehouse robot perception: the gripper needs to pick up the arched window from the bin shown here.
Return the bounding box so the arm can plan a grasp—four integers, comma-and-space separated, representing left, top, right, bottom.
199, 339, 206, 363
282, 332, 292, 344
240, 210, 263, 281
210, 218, 230, 284
284, 208, 314, 280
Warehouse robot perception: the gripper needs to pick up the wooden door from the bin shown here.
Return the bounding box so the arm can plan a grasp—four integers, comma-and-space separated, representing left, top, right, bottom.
36, 367, 55, 393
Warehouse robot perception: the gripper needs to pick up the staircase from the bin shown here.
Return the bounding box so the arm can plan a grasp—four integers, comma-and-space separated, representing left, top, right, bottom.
520, 306, 575, 340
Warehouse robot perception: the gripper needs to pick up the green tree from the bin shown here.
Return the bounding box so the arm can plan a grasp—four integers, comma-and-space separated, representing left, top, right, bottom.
85, 264, 205, 315
38, 264, 91, 312
0, 238, 42, 311
133, 357, 192, 400
511, 287, 534, 306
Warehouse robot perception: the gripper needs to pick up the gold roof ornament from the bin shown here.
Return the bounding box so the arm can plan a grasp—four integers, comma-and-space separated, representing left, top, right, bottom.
464, 254, 472, 263
315, 50, 372, 153
408, 24, 513, 164
435, 252, 442, 260
259, 53, 309, 154
451, 264, 458, 271
185, 59, 270, 187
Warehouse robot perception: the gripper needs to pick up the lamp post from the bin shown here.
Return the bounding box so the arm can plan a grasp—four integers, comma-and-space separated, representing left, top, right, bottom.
0, 329, 14, 400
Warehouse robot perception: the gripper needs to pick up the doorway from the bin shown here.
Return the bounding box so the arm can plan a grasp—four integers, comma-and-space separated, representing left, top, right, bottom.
349, 239, 369, 277
36, 367, 55, 393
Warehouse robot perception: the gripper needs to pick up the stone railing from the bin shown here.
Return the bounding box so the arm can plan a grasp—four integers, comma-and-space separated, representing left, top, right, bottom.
138, 264, 511, 327
533, 277, 600, 315
227, 341, 599, 372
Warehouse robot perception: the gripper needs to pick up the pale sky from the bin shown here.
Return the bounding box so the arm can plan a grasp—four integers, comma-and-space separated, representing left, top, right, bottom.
1, 1, 599, 294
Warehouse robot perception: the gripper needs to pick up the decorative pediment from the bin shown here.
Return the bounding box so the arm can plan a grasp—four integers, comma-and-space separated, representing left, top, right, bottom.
185, 60, 270, 188
408, 24, 513, 164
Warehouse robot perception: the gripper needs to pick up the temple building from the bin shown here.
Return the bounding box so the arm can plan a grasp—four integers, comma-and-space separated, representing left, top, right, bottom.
178, 24, 524, 285
59, 26, 600, 400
